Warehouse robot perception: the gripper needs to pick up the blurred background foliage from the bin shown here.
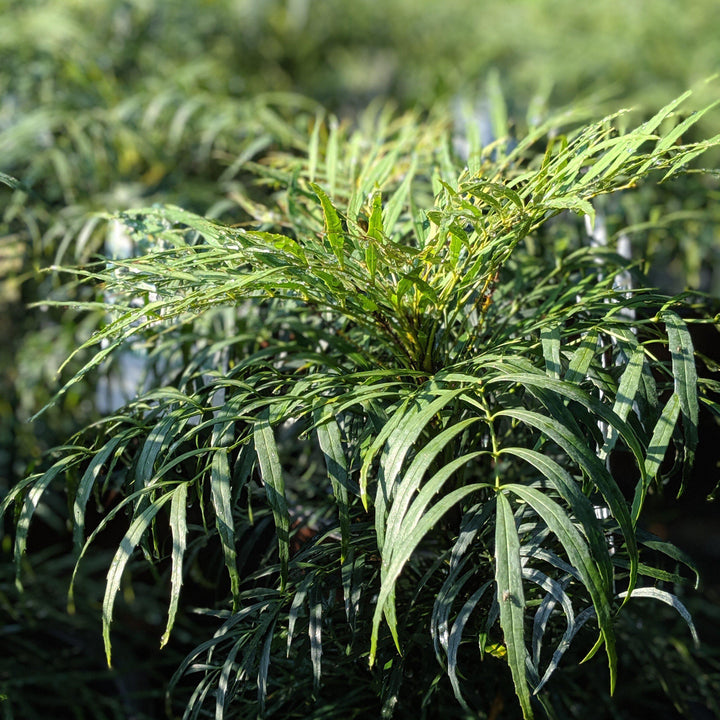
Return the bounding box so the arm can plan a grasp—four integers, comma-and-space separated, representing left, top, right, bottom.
1, 0, 719, 717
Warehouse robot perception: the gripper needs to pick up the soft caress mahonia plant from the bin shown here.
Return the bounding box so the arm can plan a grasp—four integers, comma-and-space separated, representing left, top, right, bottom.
4, 90, 720, 718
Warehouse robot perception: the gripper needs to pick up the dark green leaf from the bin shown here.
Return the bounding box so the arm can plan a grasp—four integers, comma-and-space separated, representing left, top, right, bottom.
495, 491, 533, 719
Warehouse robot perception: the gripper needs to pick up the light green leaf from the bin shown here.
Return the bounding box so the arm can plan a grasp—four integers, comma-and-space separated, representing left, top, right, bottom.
326, 116, 339, 196
543, 195, 596, 225
640, 99, 720, 173
580, 91, 692, 187
540, 326, 561, 379
662, 310, 699, 489
310, 181, 345, 268
383, 155, 417, 235
487, 70, 509, 153
645, 392, 681, 478
366, 191, 383, 283
161, 481, 188, 648
308, 111, 323, 182
599, 346, 645, 460
564, 330, 599, 384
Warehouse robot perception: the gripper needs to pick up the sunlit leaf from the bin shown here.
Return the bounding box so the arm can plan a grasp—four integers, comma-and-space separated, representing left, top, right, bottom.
103, 491, 175, 665
254, 410, 290, 589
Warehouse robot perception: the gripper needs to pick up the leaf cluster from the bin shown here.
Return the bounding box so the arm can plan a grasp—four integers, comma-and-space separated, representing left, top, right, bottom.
4, 89, 720, 719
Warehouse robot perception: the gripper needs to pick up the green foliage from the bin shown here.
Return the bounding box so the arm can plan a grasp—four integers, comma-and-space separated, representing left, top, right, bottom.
4, 89, 719, 718
2, 2, 720, 717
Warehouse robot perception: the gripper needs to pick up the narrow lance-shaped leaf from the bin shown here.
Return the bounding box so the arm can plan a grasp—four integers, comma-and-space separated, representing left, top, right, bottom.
366, 190, 383, 283
314, 409, 351, 562
447, 581, 493, 709
136, 411, 190, 491
524, 568, 575, 671
383, 155, 417, 235
103, 491, 175, 666
501, 447, 613, 593
217, 611, 269, 719
67, 482, 176, 613
617, 587, 699, 647
257, 616, 277, 715
326, 116, 339, 196
307, 111, 323, 182
599, 345, 645, 461
638, 528, 701, 589
287, 571, 315, 656
254, 410, 290, 589
579, 90, 692, 187
379, 450, 485, 643
161, 481, 188, 648
310, 181, 345, 268
504, 483, 617, 695
639, 98, 720, 173
495, 490, 533, 719
488, 371, 647, 477
487, 69, 509, 156
0, 171, 30, 191
72, 435, 128, 552
359, 396, 408, 510
167, 600, 273, 699
543, 195, 596, 226
636, 393, 681, 521
310, 585, 323, 693
432, 502, 496, 658
211, 449, 240, 607
382, 417, 481, 567
540, 325, 561, 379
433, 567, 476, 658
660, 136, 720, 181
496, 407, 638, 601
564, 329, 599, 384
663, 310, 699, 492
11, 453, 85, 589
376, 386, 465, 549
369, 483, 488, 666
